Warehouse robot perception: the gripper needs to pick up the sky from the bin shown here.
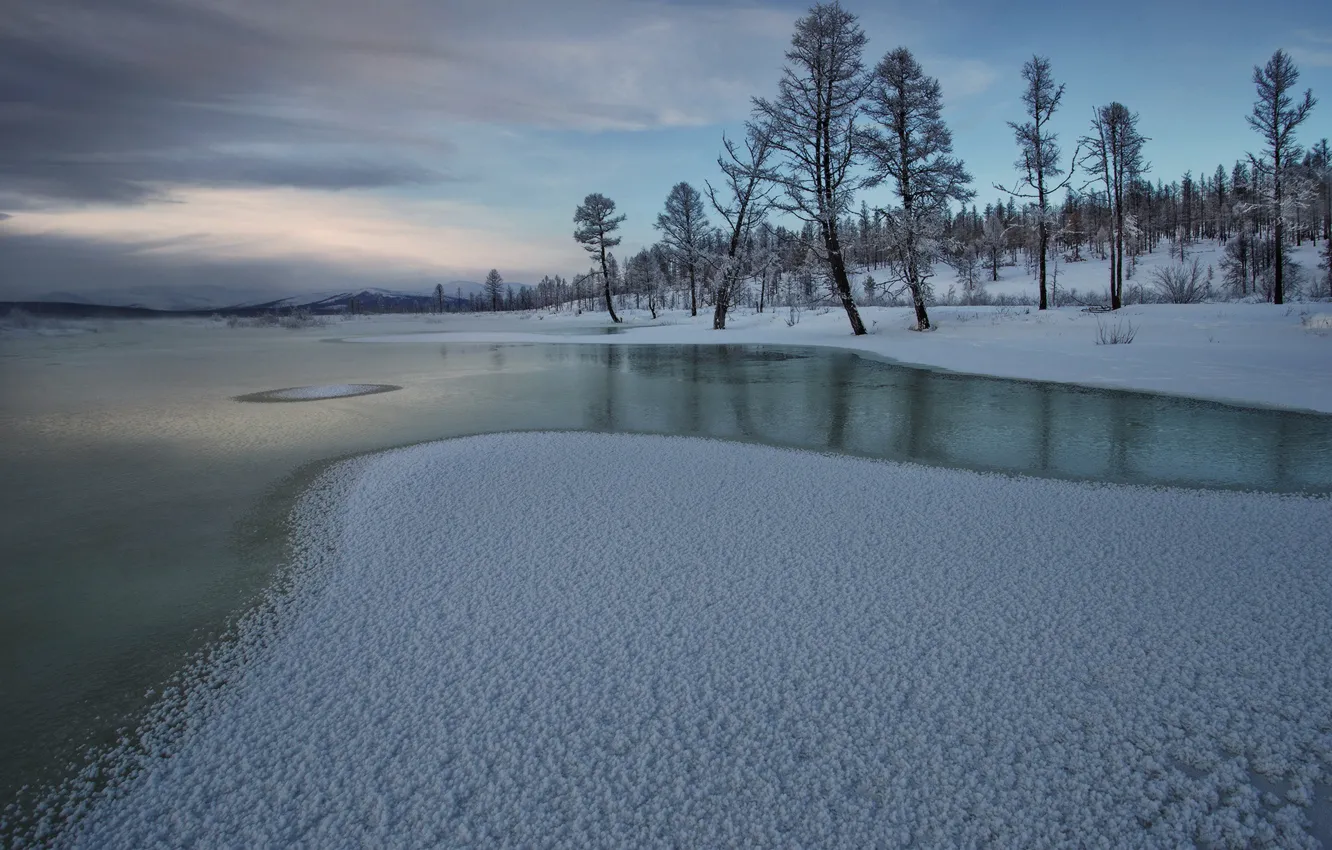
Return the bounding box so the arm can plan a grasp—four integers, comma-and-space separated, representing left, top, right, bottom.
1, 0, 1330, 306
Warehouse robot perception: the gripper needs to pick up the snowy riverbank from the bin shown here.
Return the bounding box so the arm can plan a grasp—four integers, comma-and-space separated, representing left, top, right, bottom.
43, 433, 1332, 848
346, 301, 1332, 414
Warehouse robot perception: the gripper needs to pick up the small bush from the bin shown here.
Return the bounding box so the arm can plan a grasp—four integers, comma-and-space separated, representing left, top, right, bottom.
1151, 257, 1209, 304
1095, 316, 1137, 345
1301, 312, 1332, 331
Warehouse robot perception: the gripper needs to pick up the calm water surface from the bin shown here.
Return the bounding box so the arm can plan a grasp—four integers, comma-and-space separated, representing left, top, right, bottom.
2, 322, 1330, 823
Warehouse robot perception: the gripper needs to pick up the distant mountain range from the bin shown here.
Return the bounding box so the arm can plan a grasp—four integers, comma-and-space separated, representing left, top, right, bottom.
2, 280, 529, 316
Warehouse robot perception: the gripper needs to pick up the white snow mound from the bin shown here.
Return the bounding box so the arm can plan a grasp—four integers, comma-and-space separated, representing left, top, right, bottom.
48, 433, 1332, 848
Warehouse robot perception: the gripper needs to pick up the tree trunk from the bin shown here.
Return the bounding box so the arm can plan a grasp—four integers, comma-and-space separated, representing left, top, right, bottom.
1108, 215, 1118, 313
1038, 219, 1049, 310
907, 240, 930, 330
599, 247, 621, 323
1037, 164, 1049, 310
689, 264, 698, 317
713, 273, 735, 330
909, 281, 930, 329
1273, 171, 1285, 304
824, 228, 867, 335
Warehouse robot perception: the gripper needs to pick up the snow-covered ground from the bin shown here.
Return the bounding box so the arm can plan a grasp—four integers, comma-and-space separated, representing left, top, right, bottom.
45, 433, 1332, 848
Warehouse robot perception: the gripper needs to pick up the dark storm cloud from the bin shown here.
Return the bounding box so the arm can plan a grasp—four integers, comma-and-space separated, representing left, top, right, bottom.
2, 0, 792, 208
1, 0, 454, 204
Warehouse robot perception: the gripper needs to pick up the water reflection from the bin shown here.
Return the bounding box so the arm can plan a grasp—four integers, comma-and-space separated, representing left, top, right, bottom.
482, 343, 1332, 493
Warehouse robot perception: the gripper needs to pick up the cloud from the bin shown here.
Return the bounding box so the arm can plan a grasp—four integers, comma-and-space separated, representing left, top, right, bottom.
0, 0, 803, 299
1288, 28, 1332, 67
1, 0, 793, 208
2, 185, 578, 284
1295, 28, 1332, 46
423, 1, 793, 130
933, 59, 998, 99
1289, 47, 1332, 68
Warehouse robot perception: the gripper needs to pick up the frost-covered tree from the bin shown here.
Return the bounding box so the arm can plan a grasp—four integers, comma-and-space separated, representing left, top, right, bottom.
625, 248, 660, 318
862, 47, 973, 330
484, 269, 503, 312
606, 253, 620, 302
999, 56, 1073, 311
980, 211, 1007, 281
706, 121, 775, 330
573, 193, 625, 323
1081, 103, 1148, 309
1313, 138, 1331, 245
752, 1, 872, 335
655, 182, 710, 317
946, 241, 983, 303
1248, 49, 1317, 304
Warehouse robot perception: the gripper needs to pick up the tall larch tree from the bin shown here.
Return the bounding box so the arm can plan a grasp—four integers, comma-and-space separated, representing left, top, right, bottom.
752, 1, 872, 336
1081, 103, 1148, 309
706, 121, 776, 330
573, 193, 625, 323
862, 47, 973, 331
654, 182, 709, 317
999, 56, 1072, 311
1248, 49, 1317, 304
484, 269, 503, 312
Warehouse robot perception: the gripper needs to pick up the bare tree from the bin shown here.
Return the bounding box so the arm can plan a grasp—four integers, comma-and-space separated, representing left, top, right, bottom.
706, 122, 776, 330
484, 269, 503, 312
573, 193, 625, 323
1080, 103, 1148, 309
655, 182, 709, 317
752, 1, 871, 335
1247, 49, 1317, 304
862, 47, 973, 330
434, 282, 444, 314
998, 56, 1076, 310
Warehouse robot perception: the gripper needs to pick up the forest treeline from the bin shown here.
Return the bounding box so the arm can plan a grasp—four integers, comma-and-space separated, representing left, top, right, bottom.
454, 2, 1328, 330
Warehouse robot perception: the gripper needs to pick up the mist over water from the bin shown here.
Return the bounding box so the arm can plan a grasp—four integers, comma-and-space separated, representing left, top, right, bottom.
2, 321, 1329, 820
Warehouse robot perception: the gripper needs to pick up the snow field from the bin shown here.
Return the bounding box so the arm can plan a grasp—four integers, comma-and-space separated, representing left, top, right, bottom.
45, 433, 1332, 848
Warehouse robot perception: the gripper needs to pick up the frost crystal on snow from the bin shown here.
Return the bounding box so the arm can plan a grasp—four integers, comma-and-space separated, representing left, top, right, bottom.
31, 434, 1332, 848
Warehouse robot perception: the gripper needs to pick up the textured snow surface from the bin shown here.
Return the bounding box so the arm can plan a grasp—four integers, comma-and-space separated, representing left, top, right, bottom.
48, 434, 1332, 848
239, 383, 399, 401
